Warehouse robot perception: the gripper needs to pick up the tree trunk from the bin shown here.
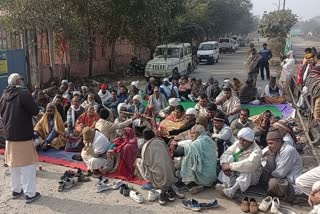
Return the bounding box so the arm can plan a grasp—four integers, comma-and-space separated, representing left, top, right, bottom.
110, 39, 116, 72
27, 30, 39, 88
88, 30, 95, 78
47, 29, 55, 80
21, 31, 32, 90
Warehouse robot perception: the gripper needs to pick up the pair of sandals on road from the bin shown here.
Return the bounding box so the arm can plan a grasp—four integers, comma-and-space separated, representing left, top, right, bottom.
58, 169, 90, 192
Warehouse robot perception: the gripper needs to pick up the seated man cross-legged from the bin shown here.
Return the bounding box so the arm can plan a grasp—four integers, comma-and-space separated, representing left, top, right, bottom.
176, 125, 217, 194
217, 127, 262, 199
260, 127, 303, 202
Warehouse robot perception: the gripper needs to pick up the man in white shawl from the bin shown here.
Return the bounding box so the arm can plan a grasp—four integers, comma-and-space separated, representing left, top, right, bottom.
216, 127, 262, 199
215, 86, 241, 123
66, 96, 85, 134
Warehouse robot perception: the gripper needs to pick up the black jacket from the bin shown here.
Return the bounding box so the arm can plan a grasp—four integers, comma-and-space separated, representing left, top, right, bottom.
0, 86, 39, 141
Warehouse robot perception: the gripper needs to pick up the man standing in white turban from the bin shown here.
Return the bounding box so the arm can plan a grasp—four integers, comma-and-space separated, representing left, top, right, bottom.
216, 127, 262, 199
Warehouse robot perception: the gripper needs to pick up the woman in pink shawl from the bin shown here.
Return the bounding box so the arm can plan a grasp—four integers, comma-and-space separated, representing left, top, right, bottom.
111, 127, 138, 180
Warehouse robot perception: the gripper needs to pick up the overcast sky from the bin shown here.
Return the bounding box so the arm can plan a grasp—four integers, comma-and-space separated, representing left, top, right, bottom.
251, 0, 320, 20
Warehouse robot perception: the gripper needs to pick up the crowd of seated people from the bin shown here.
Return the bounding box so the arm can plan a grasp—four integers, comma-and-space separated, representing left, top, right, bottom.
22, 73, 312, 206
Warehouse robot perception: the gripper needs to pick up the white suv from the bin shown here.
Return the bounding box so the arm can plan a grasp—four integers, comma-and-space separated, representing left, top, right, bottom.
219, 38, 235, 53
145, 43, 193, 80
197, 41, 219, 64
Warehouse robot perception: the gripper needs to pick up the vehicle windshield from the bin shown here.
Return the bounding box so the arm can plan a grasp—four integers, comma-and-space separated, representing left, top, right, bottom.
199, 44, 214, 50
219, 39, 229, 43
155, 47, 180, 58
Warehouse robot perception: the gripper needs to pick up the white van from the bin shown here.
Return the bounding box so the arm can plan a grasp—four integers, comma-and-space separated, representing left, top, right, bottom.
197, 41, 220, 64
145, 43, 193, 80
219, 38, 235, 53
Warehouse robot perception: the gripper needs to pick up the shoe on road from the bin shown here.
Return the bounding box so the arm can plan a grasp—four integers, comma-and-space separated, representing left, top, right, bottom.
129, 190, 144, 204
12, 190, 23, 199
26, 192, 41, 204
148, 190, 161, 202
181, 199, 201, 212
159, 191, 168, 205
259, 196, 272, 212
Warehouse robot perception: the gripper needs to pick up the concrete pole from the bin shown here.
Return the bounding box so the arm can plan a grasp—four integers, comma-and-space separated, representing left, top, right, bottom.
283, 0, 286, 10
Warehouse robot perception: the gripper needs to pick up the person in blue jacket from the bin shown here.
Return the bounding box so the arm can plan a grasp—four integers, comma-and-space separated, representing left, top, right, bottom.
259, 43, 273, 81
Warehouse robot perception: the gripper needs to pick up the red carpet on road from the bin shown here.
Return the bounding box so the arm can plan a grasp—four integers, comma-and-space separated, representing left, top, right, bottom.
0, 148, 147, 186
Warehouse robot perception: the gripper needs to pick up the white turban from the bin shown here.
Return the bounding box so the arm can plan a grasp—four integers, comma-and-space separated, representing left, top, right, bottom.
81, 86, 88, 90
73, 91, 81, 96
61, 80, 68, 85
186, 108, 197, 116
131, 81, 139, 87
168, 98, 179, 107
237, 127, 255, 142
117, 103, 128, 114
133, 95, 142, 103
163, 78, 169, 82
223, 78, 230, 83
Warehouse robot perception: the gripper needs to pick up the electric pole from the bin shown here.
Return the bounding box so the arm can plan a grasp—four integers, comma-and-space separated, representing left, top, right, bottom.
283, 0, 286, 10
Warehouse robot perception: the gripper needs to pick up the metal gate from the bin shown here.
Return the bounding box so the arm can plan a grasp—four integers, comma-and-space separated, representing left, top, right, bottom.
0, 49, 26, 94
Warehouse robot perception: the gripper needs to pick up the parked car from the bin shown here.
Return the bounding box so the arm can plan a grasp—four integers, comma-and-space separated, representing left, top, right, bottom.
197, 41, 220, 64
145, 43, 193, 80
219, 38, 234, 53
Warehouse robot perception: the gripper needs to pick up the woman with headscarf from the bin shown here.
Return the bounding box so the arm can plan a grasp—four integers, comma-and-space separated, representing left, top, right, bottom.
34, 103, 66, 150
108, 127, 138, 180
280, 50, 296, 102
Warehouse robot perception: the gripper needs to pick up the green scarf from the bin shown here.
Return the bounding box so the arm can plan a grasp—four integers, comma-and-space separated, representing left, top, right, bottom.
233, 148, 245, 162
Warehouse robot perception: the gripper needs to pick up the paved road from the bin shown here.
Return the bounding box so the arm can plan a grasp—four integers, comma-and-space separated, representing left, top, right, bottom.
0, 39, 314, 214
190, 43, 271, 90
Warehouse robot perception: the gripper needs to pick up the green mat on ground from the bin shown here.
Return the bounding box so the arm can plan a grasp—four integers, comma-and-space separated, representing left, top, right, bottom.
242, 105, 282, 117
143, 101, 283, 117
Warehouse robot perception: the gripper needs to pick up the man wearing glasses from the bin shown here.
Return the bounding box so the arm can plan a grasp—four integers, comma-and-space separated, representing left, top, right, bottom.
0, 73, 41, 203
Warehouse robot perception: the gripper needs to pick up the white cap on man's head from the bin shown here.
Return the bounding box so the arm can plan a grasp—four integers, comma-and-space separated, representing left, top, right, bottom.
163, 78, 169, 82
237, 127, 255, 142
168, 98, 179, 107
186, 108, 197, 116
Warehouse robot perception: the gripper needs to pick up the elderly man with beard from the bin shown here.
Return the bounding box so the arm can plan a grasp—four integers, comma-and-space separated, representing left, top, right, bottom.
0, 73, 41, 203
260, 128, 303, 202
215, 86, 241, 123
34, 103, 66, 151
66, 96, 85, 134
177, 125, 217, 194
159, 98, 180, 119
212, 112, 235, 158
216, 127, 262, 199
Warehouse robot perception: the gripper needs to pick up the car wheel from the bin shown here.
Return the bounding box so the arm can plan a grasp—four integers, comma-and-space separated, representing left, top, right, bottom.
211, 58, 215, 65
